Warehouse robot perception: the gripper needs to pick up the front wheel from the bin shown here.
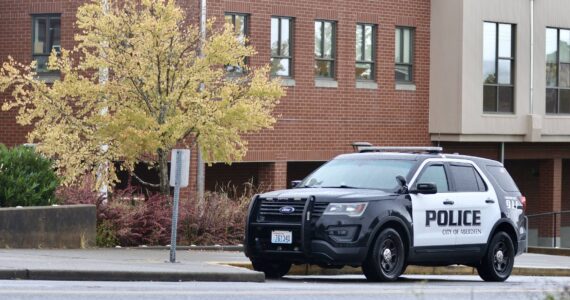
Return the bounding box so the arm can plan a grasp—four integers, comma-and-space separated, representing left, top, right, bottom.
477, 231, 515, 282
363, 228, 406, 282
251, 258, 291, 279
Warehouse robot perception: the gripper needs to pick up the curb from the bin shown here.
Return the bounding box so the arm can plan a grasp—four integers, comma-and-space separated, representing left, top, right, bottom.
125, 246, 244, 252
224, 262, 570, 277
0, 269, 264, 283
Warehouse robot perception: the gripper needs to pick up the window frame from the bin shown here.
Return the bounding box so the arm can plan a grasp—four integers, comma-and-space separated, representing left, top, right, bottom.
31, 14, 61, 74
314, 19, 336, 79
224, 12, 249, 74
356, 23, 377, 81
395, 26, 415, 83
270, 16, 294, 78
545, 27, 570, 114
483, 21, 516, 114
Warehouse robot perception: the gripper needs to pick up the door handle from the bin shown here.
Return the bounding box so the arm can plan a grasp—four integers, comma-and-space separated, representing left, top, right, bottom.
485, 199, 495, 204
443, 200, 454, 205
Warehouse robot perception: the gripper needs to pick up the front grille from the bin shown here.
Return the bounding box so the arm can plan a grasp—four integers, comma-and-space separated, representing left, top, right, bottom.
311, 202, 329, 221
257, 198, 307, 223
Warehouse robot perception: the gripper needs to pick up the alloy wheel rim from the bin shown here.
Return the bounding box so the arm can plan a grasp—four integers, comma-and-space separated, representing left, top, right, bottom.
380, 237, 398, 274
493, 240, 510, 274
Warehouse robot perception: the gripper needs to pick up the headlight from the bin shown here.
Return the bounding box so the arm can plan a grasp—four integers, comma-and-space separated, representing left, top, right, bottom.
323, 202, 368, 217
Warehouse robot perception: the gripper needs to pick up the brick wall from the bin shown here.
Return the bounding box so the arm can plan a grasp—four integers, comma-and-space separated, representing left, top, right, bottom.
210, 0, 432, 162
1, 0, 432, 155
0, 0, 82, 146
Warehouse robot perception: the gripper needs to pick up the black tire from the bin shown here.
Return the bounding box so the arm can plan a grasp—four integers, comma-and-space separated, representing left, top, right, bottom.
363, 228, 406, 282
477, 232, 515, 282
251, 258, 291, 279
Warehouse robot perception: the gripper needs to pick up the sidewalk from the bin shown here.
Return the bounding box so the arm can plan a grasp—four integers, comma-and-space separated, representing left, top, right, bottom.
0, 249, 568, 282
0, 249, 260, 282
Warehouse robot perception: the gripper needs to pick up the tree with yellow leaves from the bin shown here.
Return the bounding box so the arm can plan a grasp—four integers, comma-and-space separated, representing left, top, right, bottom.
0, 0, 284, 195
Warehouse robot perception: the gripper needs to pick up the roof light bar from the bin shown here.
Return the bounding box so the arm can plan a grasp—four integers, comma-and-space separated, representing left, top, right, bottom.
351, 142, 373, 152
359, 146, 443, 154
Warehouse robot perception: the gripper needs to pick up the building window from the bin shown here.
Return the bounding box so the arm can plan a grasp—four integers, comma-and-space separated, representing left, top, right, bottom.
356, 23, 376, 80
395, 27, 414, 82
225, 13, 248, 74
314, 20, 335, 78
270, 17, 293, 77
483, 22, 515, 113
32, 14, 61, 73
546, 28, 570, 114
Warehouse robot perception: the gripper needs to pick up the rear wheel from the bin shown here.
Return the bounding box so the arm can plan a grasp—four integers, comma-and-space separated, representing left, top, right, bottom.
251, 258, 291, 279
477, 231, 514, 282
363, 228, 406, 282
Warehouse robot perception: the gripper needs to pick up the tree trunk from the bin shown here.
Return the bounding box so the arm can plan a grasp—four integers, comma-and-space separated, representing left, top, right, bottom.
158, 148, 170, 196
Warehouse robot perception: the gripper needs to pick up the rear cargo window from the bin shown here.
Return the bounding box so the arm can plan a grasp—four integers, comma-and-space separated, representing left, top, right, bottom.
486, 165, 519, 192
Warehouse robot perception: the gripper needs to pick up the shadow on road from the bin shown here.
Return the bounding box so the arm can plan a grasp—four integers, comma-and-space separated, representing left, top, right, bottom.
279, 275, 483, 284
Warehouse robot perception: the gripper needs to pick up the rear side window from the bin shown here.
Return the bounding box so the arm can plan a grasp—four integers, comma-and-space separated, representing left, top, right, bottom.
450, 164, 486, 192
486, 165, 519, 192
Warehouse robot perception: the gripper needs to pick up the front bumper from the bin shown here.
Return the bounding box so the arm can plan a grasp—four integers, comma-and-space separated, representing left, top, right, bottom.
244, 196, 368, 266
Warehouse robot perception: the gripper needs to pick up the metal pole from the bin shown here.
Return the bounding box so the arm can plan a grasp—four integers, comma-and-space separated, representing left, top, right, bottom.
169, 151, 182, 263
553, 213, 557, 248
196, 0, 207, 206
97, 0, 110, 202
530, 0, 535, 114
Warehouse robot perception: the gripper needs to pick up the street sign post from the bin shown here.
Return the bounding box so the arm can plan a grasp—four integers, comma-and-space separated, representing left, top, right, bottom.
169, 149, 190, 263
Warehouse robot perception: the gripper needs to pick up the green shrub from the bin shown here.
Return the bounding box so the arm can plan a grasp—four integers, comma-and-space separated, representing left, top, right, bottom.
0, 144, 60, 207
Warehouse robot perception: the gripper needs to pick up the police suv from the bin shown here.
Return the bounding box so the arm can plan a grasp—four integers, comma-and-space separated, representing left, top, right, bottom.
244, 146, 527, 282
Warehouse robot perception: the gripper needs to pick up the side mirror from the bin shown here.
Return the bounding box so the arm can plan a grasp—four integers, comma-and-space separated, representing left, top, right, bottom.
410, 183, 438, 195
291, 180, 302, 188
396, 175, 408, 194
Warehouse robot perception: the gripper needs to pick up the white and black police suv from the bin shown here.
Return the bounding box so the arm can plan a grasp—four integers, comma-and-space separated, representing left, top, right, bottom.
244, 145, 527, 282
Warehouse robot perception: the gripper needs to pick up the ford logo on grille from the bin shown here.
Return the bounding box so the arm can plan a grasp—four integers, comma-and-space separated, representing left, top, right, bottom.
279, 206, 295, 214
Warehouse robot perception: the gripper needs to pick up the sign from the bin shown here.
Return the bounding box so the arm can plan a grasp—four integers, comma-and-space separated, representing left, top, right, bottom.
169, 149, 190, 188
168, 149, 190, 263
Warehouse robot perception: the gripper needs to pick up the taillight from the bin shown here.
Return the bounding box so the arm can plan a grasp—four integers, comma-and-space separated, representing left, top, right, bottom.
519, 196, 527, 212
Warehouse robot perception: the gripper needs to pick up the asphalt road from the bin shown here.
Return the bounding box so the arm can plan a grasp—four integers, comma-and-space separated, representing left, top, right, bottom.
0, 275, 568, 300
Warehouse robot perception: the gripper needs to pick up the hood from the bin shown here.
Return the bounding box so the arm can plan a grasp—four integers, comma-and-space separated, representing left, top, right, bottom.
259, 188, 396, 202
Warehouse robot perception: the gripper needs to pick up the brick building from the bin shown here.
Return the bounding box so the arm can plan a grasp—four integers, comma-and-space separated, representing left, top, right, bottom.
431, 0, 570, 247
1, 1, 569, 247
0, 0, 431, 191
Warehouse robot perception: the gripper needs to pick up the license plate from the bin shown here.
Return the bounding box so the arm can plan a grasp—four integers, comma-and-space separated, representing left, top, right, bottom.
271, 230, 292, 244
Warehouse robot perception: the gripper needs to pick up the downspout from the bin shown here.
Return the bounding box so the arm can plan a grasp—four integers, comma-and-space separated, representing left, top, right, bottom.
530, 0, 534, 114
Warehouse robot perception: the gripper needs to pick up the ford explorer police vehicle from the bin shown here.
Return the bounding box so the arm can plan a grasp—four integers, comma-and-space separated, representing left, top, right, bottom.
244, 146, 527, 282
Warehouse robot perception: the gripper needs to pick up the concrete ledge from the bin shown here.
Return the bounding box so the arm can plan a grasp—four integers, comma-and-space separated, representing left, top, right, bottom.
528, 247, 570, 257
224, 262, 570, 277
315, 79, 338, 88
0, 205, 96, 249
395, 83, 416, 91
356, 81, 378, 90
280, 78, 296, 87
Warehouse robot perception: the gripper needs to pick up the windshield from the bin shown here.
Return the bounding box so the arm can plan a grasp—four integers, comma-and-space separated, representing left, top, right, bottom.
299, 159, 416, 190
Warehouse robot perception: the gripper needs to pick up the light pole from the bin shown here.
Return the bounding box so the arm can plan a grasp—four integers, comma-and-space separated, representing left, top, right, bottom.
196, 0, 207, 207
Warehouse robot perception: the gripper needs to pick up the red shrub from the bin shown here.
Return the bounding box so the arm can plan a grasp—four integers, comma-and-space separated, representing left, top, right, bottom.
57, 179, 262, 247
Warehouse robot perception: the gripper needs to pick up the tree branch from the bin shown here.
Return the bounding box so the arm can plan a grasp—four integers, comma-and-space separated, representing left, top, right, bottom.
128, 77, 155, 114
130, 171, 161, 188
